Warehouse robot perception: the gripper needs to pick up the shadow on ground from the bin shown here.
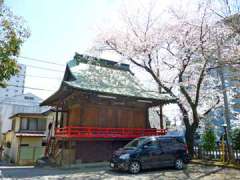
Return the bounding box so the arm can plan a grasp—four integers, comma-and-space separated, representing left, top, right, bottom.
0, 163, 239, 179
0, 166, 175, 179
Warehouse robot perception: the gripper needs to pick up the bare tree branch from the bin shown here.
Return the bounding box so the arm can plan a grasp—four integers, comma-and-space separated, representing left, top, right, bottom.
200, 96, 221, 118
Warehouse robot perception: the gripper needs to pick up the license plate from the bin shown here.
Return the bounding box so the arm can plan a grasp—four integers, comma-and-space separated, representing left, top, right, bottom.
110, 163, 115, 168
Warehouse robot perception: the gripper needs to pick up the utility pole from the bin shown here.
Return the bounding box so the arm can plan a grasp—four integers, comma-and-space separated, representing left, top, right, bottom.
218, 66, 233, 160
217, 45, 233, 161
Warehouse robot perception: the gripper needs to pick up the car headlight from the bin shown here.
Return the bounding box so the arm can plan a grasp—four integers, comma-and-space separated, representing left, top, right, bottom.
119, 154, 130, 160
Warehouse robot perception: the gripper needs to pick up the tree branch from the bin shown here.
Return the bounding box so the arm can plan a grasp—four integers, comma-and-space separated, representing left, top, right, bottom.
178, 54, 195, 108
195, 59, 208, 106
195, 8, 209, 106
200, 96, 221, 118
105, 39, 176, 98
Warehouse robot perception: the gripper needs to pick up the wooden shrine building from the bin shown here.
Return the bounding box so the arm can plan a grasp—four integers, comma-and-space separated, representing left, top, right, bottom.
41, 53, 175, 165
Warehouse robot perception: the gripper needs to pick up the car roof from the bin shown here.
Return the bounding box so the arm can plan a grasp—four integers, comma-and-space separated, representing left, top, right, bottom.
137, 136, 183, 141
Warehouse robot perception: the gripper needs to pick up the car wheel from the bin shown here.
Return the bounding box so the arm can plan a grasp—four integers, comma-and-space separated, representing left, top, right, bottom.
175, 159, 184, 170
129, 161, 141, 174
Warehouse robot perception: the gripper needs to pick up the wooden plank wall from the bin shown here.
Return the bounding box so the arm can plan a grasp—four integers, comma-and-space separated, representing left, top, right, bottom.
75, 140, 131, 163
67, 103, 147, 128
68, 104, 81, 126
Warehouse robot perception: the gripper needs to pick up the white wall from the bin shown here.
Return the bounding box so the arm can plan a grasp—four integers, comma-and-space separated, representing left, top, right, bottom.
0, 93, 48, 135
0, 64, 26, 101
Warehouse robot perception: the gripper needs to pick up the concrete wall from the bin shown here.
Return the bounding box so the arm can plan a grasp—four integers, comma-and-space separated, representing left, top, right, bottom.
2, 131, 16, 161
9, 133, 19, 163
56, 149, 76, 166
20, 137, 43, 147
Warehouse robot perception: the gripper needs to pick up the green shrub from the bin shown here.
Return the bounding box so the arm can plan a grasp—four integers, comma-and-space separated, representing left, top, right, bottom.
232, 128, 240, 150
202, 129, 216, 151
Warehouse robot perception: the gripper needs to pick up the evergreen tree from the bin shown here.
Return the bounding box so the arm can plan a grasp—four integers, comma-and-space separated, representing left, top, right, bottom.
232, 128, 240, 150
202, 129, 216, 151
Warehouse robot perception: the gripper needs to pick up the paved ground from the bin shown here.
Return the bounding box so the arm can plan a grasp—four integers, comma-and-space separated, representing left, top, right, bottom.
0, 163, 239, 180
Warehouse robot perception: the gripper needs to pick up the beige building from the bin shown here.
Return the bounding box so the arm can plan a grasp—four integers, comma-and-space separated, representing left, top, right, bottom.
2, 113, 47, 165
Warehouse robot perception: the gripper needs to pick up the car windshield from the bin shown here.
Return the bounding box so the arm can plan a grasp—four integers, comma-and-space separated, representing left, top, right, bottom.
124, 137, 147, 149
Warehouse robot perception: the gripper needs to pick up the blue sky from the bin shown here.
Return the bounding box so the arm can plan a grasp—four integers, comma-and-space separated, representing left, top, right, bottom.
5, 0, 121, 99
5, 0, 187, 125
5, 0, 183, 100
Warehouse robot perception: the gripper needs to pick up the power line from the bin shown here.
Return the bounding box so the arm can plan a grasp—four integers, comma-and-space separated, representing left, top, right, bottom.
26, 74, 62, 80
7, 84, 56, 92
17, 74, 62, 80
18, 56, 65, 66
16, 55, 66, 73
25, 64, 64, 73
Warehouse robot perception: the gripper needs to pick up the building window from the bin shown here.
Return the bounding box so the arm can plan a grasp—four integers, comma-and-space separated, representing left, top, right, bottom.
29, 119, 37, 130
38, 120, 46, 131
20, 118, 46, 131
21, 119, 28, 130
20, 144, 29, 147
12, 119, 16, 130
24, 96, 34, 100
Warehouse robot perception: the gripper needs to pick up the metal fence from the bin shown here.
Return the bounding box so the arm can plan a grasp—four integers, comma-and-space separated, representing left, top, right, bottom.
193, 145, 240, 164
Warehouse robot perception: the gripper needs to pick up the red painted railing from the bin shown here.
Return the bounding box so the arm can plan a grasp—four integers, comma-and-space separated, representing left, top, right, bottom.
55, 126, 167, 139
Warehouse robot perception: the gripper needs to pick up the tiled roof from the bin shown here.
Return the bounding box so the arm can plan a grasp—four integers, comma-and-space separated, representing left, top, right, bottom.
41, 54, 176, 105
65, 54, 174, 101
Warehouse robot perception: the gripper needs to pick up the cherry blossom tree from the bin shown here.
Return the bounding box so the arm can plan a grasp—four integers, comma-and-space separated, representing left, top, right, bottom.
211, 0, 240, 35
93, 0, 239, 155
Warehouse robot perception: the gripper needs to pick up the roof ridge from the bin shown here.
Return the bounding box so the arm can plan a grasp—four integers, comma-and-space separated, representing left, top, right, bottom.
68, 53, 131, 72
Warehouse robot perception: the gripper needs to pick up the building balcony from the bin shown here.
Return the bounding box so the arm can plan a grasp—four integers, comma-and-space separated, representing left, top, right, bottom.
55, 126, 167, 139
15, 130, 46, 137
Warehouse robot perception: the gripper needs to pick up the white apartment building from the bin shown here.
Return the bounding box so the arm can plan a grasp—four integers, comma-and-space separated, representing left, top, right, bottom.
0, 64, 26, 101
0, 93, 48, 136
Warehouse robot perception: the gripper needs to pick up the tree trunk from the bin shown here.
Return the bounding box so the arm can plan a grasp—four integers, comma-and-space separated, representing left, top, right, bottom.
185, 127, 195, 156
177, 102, 199, 157
188, 109, 199, 157
159, 105, 164, 129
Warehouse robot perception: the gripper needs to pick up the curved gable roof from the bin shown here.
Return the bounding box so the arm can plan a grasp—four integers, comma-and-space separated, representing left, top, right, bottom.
41, 53, 176, 106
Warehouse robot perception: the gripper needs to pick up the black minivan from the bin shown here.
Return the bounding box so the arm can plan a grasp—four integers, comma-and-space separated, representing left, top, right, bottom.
110, 136, 190, 174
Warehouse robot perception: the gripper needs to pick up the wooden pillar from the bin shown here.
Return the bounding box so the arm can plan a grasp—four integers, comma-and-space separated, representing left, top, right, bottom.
66, 111, 69, 126
159, 105, 164, 129
59, 103, 65, 128
55, 106, 59, 128
145, 107, 150, 128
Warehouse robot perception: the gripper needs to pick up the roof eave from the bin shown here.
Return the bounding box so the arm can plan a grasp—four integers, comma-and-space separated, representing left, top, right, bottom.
64, 82, 177, 106
9, 113, 46, 119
